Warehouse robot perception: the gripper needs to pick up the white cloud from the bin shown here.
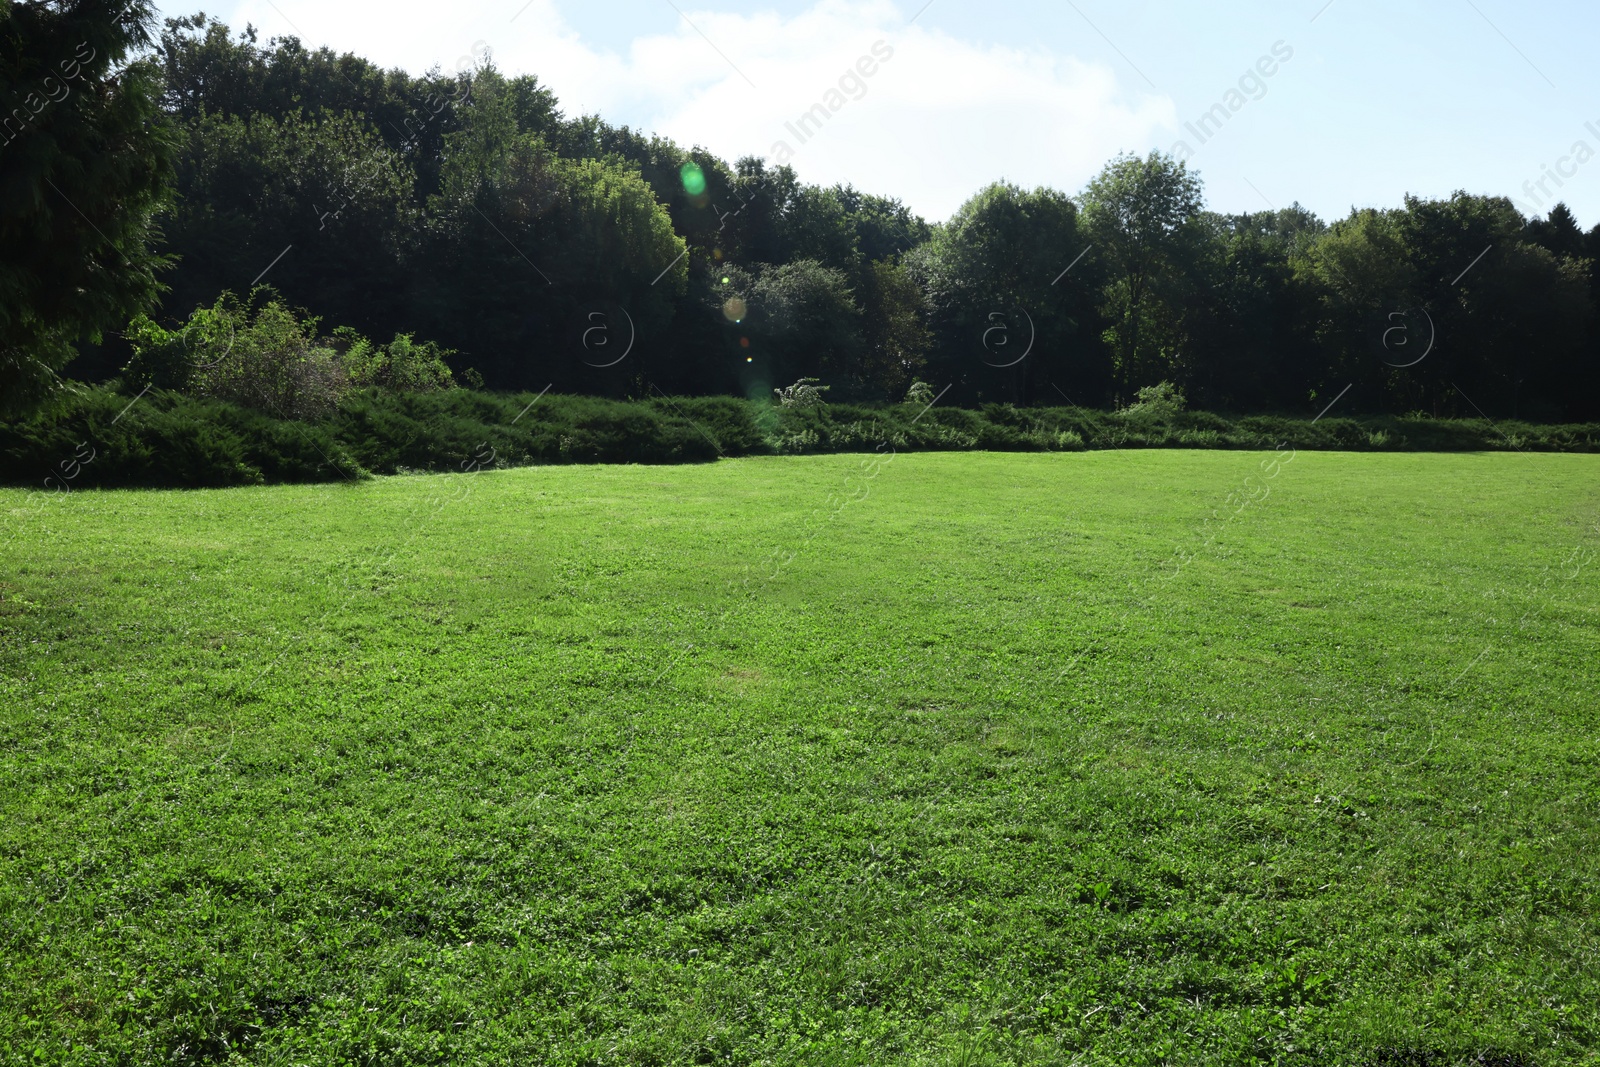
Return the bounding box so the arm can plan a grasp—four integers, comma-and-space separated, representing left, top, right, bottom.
225, 0, 1177, 220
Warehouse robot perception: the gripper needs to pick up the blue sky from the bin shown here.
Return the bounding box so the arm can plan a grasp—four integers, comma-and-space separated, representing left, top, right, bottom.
201, 0, 1600, 226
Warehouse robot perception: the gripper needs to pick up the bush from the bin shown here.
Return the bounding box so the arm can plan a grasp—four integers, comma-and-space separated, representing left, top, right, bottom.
1053, 430, 1087, 451
339, 330, 455, 393
4, 386, 1598, 490
0, 388, 362, 488
126, 290, 456, 420
775, 378, 830, 408
1120, 381, 1186, 422
647, 395, 771, 455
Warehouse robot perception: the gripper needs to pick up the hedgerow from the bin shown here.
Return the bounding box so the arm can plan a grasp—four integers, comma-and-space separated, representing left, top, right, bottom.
2, 385, 1597, 489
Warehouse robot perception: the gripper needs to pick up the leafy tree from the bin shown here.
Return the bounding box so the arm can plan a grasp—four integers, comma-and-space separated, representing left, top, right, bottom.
858, 259, 931, 397
163, 108, 418, 336
1079, 151, 1205, 392
835, 186, 931, 263
1, 0, 175, 413
416, 70, 685, 391
911, 181, 1101, 405
1298, 193, 1590, 417
1526, 202, 1585, 261
1179, 206, 1325, 410
1398, 194, 1589, 418
779, 185, 861, 281
719, 156, 800, 267
156, 15, 469, 160
744, 260, 864, 395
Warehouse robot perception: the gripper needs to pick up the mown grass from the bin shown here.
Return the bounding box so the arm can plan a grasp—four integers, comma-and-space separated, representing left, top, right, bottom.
1, 450, 1597, 1066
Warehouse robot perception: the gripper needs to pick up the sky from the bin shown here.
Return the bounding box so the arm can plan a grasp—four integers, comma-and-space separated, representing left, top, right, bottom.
193, 0, 1600, 226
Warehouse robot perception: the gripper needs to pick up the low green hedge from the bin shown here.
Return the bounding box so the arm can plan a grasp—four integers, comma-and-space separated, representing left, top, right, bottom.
2, 386, 1596, 489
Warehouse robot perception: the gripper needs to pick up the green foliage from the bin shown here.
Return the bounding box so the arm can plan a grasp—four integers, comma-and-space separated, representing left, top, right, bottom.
10, 12, 1600, 424
912, 181, 1100, 405
135, 292, 343, 420
417, 75, 686, 388
860, 259, 932, 395
162, 105, 419, 336
835, 184, 932, 261
749, 261, 865, 393
128, 13, 1600, 422
339, 330, 455, 393
4, 386, 1599, 489
0, 0, 176, 414
0, 387, 359, 487
779, 184, 861, 278
1120, 380, 1187, 421
1080, 151, 1206, 390
126, 292, 456, 421
774, 377, 830, 408
1175, 206, 1325, 410
120, 314, 189, 391
1295, 193, 1591, 419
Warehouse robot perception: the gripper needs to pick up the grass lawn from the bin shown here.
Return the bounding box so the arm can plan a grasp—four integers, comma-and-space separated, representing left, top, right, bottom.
1, 450, 1597, 1066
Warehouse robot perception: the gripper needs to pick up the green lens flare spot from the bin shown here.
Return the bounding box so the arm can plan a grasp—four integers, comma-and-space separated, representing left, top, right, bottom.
680, 162, 707, 196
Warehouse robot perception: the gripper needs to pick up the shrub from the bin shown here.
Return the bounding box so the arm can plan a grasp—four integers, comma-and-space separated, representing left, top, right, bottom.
1120, 381, 1186, 422
1177, 429, 1222, 448
1051, 430, 1086, 451
0, 388, 364, 488
775, 378, 830, 408
199, 299, 346, 420
775, 428, 820, 454
122, 308, 222, 392
339, 330, 455, 393
5, 386, 1599, 490
647, 395, 770, 455
125, 291, 456, 421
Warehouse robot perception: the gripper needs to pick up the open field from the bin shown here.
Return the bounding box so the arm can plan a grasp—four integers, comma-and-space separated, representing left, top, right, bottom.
1, 450, 1597, 1066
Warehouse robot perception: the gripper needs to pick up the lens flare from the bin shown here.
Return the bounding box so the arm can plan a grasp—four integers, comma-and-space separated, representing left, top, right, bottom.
680, 162, 707, 196
722, 296, 747, 322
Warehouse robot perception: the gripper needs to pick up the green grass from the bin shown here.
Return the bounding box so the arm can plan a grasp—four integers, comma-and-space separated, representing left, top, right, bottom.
2, 450, 1597, 1066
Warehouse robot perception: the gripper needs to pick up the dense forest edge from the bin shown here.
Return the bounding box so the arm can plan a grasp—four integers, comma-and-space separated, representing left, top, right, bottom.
7, 1, 1600, 488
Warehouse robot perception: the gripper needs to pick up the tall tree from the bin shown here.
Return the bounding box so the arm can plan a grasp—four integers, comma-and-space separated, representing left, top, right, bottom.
911, 181, 1102, 405
162, 109, 418, 337
416, 70, 686, 391
1526, 202, 1585, 261
1, 0, 175, 413
744, 259, 864, 396
1297, 193, 1590, 417
835, 186, 931, 263
1079, 151, 1205, 393
858, 259, 931, 398
1179, 206, 1325, 411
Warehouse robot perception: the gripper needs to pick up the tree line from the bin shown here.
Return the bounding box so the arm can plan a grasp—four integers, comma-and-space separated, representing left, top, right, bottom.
5, 1, 1598, 420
